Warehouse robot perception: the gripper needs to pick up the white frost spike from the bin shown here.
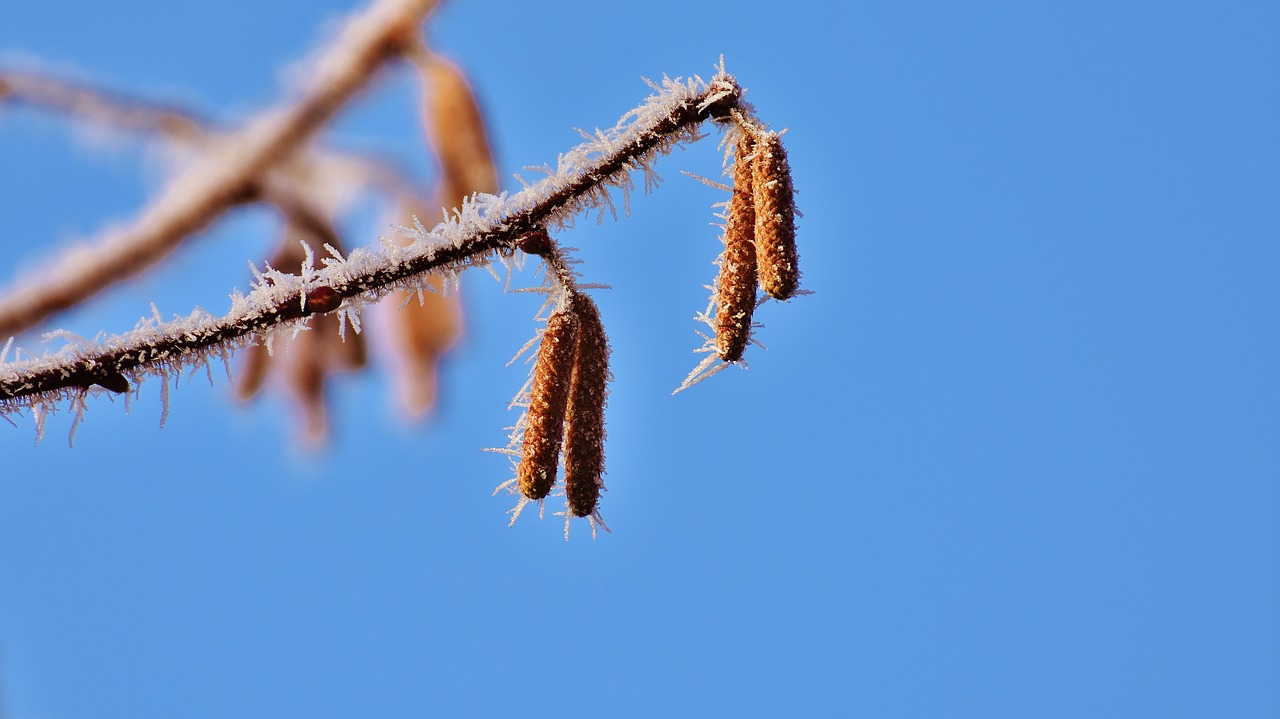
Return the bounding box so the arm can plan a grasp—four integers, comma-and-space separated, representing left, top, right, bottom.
337, 309, 350, 341
68, 392, 87, 447
217, 346, 234, 383
1, 336, 13, 364
159, 371, 170, 428
673, 354, 731, 394
559, 508, 612, 541
506, 496, 533, 527
299, 241, 317, 310
33, 401, 48, 445
301, 241, 316, 281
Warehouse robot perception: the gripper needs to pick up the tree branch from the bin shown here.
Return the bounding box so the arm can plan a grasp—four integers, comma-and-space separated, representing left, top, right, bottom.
0, 72, 745, 415
0, 67, 427, 203
0, 71, 205, 141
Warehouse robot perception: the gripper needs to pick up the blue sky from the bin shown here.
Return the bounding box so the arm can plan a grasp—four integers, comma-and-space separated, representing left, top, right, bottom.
1, 0, 1277, 717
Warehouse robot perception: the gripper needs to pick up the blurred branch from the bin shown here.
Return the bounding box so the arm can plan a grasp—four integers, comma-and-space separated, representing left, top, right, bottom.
0, 0, 440, 338
0, 71, 204, 141
0, 68, 425, 202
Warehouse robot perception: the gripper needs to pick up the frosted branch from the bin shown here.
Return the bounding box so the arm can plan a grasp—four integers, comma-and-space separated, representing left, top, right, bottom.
0, 71, 746, 411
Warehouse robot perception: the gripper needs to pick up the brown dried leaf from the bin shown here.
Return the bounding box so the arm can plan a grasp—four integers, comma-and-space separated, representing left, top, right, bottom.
419, 52, 498, 208
386, 198, 463, 418
390, 273, 461, 417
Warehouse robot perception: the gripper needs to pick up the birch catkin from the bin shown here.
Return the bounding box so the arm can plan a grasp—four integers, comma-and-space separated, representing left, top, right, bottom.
713, 133, 760, 362
517, 309, 580, 501
563, 295, 609, 518
752, 132, 799, 300
420, 53, 499, 203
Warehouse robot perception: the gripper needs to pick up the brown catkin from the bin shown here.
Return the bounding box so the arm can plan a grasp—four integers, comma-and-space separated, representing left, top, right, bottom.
563, 295, 610, 518
420, 53, 499, 206
517, 309, 580, 501
752, 132, 799, 300
713, 133, 760, 362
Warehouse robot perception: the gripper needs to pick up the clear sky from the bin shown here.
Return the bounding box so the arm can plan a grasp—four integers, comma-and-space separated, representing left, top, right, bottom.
1, 1, 1277, 717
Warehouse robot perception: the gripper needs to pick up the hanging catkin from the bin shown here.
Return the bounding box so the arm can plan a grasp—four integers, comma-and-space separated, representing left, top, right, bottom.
563, 295, 610, 518
713, 133, 760, 362
752, 132, 799, 300
517, 309, 580, 501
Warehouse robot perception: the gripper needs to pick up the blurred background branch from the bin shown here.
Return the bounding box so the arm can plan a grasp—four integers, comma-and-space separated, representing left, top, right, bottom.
0, 0, 474, 442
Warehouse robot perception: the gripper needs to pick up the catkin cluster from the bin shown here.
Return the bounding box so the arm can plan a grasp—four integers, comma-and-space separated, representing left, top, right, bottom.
515, 293, 610, 520
712, 126, 800, 363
